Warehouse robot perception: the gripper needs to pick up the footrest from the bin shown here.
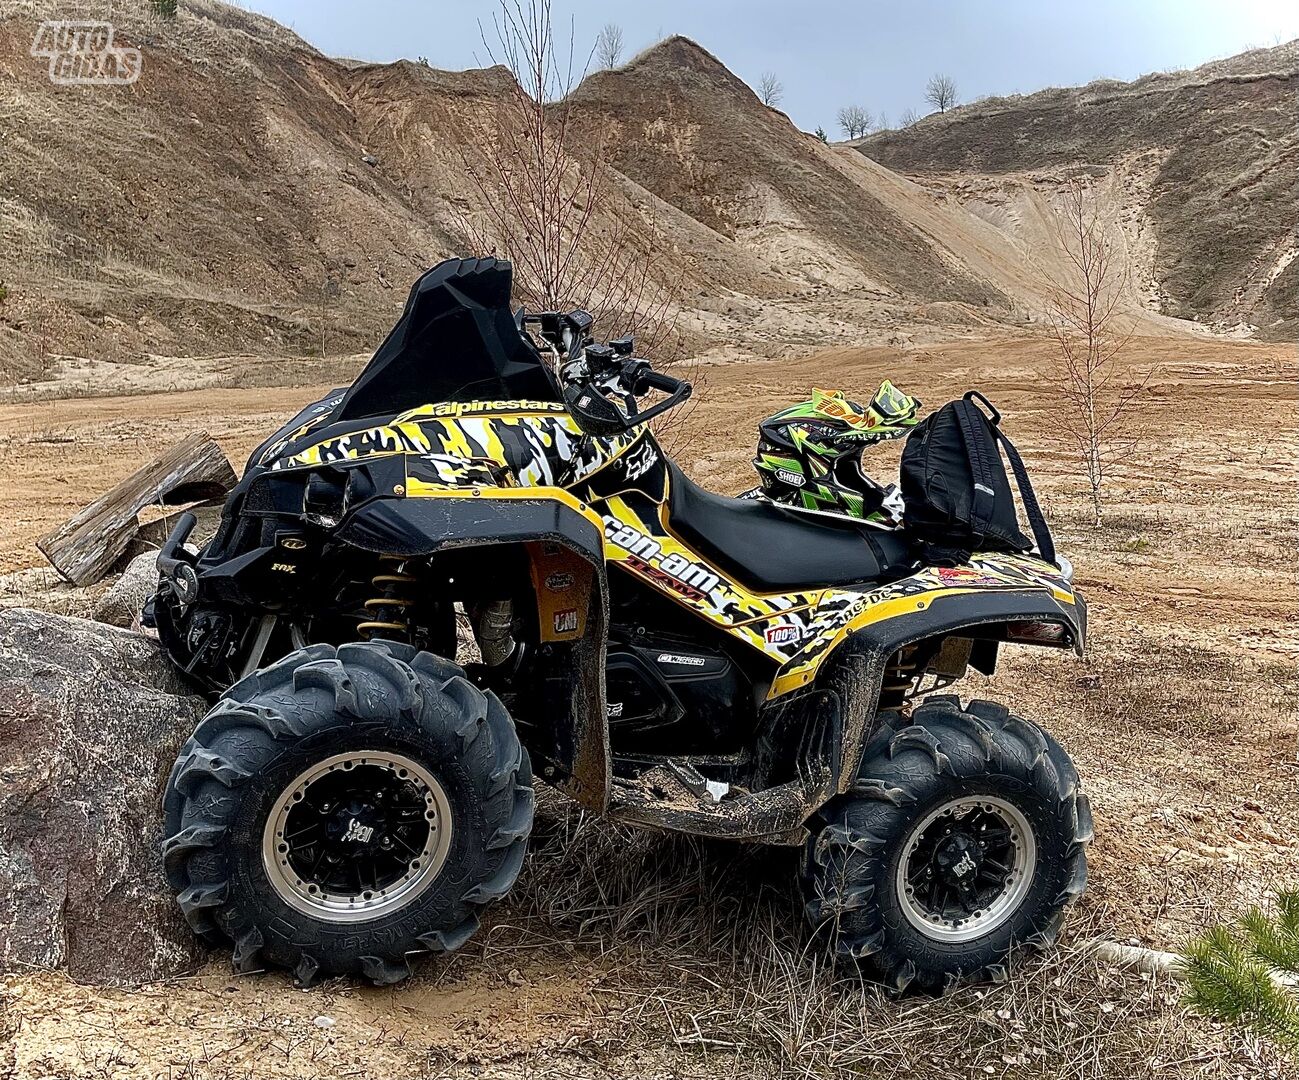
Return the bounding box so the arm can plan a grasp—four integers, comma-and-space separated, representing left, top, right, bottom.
608, 766, 828, 844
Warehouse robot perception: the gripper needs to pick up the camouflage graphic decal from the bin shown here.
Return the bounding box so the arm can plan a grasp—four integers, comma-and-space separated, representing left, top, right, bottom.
594, 488, 829, 661
260, 397, 1075, 701
571, 459, 1077, 686
406, 455, 504, 489
267, 403, 639, 488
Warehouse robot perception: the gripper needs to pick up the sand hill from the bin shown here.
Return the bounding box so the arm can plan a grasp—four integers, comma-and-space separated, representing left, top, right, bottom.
0, 1, 1064, 389
0, 0, 1293, 395
858, 42, 1299, 340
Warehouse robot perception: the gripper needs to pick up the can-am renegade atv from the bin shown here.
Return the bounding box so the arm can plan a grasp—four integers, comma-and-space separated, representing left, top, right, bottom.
154, 257, 1090, 992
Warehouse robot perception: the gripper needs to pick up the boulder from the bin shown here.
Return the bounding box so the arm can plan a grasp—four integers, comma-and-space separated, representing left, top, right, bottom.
0, 608, 208, 984
92, 551, 158, 628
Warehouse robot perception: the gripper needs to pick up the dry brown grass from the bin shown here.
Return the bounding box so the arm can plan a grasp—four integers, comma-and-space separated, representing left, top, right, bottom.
491, 790, 1286, 1079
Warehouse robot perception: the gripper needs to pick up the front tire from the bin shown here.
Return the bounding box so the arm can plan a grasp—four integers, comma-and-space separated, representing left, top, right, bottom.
162, 641, 534, 986
802, 697, 1091, 993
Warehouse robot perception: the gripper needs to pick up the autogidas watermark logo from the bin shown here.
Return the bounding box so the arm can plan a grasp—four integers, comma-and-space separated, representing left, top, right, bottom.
30, 22, 142, 86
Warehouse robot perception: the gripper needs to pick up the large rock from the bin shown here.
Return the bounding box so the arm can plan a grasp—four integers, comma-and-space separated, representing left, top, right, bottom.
92, 551, 159, 628
0, 608, 208, 984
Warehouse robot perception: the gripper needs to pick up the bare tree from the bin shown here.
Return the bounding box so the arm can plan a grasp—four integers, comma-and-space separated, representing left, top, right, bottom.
899, 107, 920, 127
32, 302, 53, 369
461, 0, 679, 361
835, 104, 872, 139
875, 110, 889, 132
1045, 178, 1149, 527
924, 73, 958, 112
594, 21, 623, 69
757, 71, 783, 106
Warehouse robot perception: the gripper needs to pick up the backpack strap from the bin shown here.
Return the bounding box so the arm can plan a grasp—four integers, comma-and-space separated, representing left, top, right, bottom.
963, 392, 1057, 567
952, 400, 998, 546
994, 426, 1056, 566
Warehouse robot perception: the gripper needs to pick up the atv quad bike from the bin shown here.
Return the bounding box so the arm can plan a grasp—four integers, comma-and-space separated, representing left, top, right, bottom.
154, 257, 1091, 992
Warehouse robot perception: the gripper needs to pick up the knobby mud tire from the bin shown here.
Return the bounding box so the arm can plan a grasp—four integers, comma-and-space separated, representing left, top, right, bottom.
162, 640, 533, 986
802, 696, 1091, 993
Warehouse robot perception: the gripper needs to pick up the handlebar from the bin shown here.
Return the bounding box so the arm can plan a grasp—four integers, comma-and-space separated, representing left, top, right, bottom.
523, 308, 691, 436
561, 354, 692, 436
634, 368, 683, 395
621, 363, 692, 428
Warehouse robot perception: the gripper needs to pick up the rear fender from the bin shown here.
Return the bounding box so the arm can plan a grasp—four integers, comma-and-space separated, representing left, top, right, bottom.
336, 488, 612, 812
763, 557, 1086, 799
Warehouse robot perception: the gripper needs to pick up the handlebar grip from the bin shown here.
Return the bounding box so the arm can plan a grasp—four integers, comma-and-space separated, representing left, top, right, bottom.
639, 369, 684, 394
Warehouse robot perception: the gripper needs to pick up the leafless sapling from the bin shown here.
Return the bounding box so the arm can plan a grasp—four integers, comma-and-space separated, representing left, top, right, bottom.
461, 1, 680, 366
1045, 178, 1150, 527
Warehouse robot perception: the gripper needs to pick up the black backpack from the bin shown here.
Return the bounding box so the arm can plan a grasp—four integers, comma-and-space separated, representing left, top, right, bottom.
900, 391, 1056, 566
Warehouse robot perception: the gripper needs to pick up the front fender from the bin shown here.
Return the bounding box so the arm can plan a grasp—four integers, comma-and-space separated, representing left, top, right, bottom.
336, 487, 612, 813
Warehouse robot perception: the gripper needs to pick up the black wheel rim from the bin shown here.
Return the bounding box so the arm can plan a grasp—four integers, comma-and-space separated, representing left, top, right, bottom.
896, 795, 1036, 942
262, 751, 452, 922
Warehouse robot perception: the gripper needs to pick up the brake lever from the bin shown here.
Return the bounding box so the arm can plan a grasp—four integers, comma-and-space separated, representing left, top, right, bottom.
621, 364, 692, 427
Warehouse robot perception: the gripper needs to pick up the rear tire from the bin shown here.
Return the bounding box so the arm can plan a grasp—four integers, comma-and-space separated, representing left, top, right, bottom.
801, 697, 1091, 993
162, 641, 533, 986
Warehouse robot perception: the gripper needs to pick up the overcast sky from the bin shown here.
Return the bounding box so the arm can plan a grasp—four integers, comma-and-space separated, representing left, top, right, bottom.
246, 0, 1299, 132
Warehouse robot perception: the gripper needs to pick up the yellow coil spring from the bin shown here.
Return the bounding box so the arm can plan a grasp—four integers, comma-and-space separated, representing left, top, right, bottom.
880, 651, 920, 706
357, 557, 416, 640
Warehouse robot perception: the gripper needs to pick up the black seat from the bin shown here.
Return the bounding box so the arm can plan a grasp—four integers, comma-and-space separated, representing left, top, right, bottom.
664, 463, 915, 592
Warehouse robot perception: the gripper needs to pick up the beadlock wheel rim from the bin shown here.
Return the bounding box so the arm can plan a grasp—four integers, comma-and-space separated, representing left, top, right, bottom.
262, 751, 453, 923
895, 794, 1036, 943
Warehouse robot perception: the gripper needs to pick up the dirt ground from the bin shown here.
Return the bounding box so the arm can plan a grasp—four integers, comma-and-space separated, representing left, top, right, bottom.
0, 328, 1296, 1079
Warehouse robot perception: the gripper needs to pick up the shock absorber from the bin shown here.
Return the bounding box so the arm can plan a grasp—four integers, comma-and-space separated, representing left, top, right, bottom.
357, 556, 416, 640
879, 647, 920, 711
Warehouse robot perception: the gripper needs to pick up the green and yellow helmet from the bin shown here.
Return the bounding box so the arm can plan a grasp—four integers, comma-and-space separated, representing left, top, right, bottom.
752, 381, 921, 521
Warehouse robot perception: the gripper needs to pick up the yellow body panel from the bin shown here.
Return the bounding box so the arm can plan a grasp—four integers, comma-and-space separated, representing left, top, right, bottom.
268, 401, 1078, 702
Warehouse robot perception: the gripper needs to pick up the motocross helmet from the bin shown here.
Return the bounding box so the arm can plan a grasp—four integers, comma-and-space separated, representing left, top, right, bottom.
752, 381, 921, 523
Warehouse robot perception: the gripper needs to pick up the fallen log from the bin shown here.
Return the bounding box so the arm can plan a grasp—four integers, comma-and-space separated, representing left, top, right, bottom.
1080, 938, 1298, 989
1081, 938, 1182, 976
37, 435, 236, 586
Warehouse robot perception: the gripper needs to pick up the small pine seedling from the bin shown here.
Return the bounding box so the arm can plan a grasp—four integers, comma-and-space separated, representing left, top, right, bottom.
1183, 889, 1299, 1050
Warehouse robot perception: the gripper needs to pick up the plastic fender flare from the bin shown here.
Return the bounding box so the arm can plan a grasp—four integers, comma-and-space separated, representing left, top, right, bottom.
795, 588, 1087, 798
335, 492, 612, 813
